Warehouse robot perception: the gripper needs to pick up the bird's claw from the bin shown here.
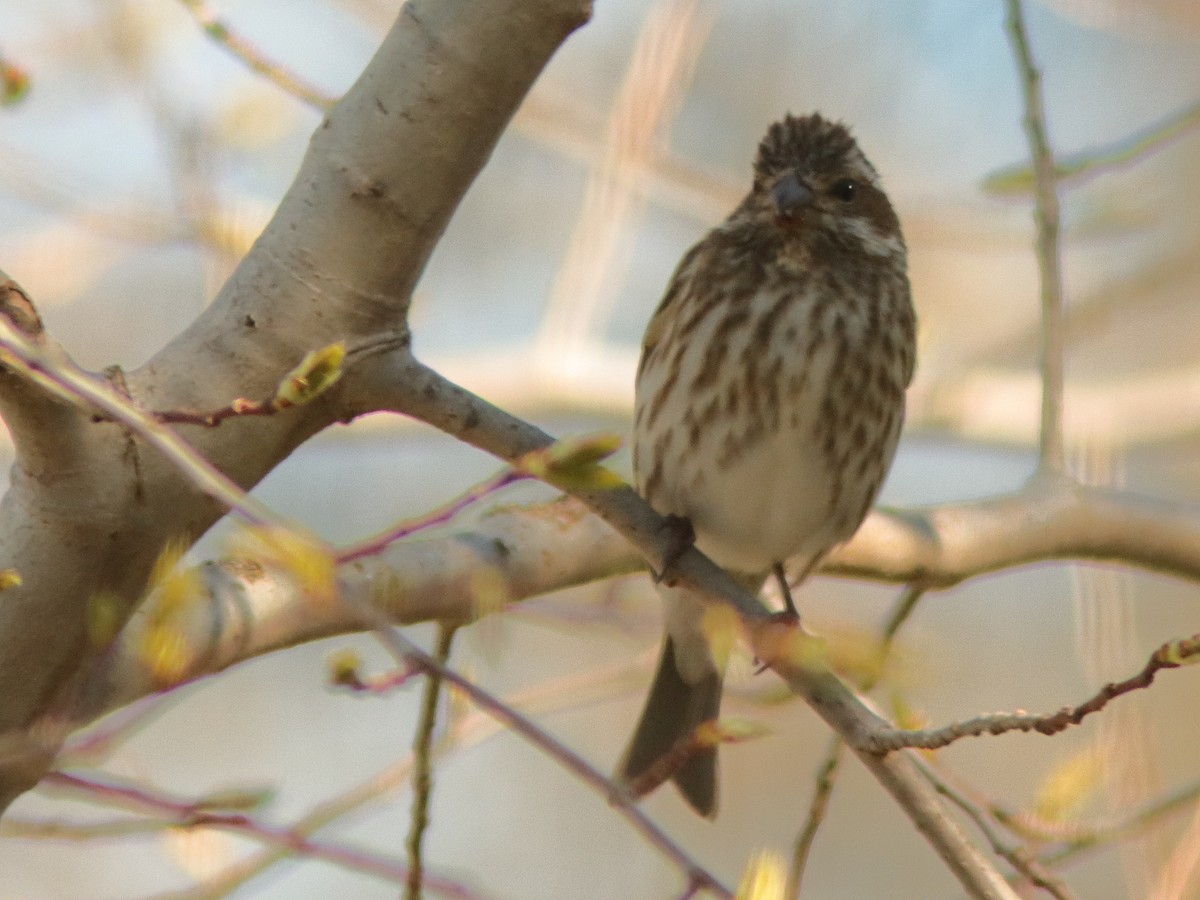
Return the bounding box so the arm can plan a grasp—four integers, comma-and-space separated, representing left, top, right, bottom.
753, 609, 802, 675
651, 514, 695, 587
773, 561, 799, 617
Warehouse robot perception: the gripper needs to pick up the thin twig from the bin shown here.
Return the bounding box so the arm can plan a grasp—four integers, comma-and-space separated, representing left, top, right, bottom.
333, 659, 421, 694
879, 583, 927, 649
150, 397, 279, 427
338, 469, 528, 564
983, 96, 1200, 194
0, 317, 282, 528
865, 633, 1200, 752
787, 735, 845, 898
1032, 779, 1200, 868
61, 692, 181, 762
406, 625, 457, 900
39, 771, 475, 896
180, 655, 649, 899
1004, 0, 1066, 472
786, 584, 926, 895
916, 758, 1078, 899
370, 627, 732, 898
177, 0, 336, 111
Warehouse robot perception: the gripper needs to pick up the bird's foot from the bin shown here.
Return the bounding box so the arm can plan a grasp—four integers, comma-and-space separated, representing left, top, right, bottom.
753, 611, 806, 675
773, 561, 799, 618
755, 571, 803, 674
651, 514, 695, 587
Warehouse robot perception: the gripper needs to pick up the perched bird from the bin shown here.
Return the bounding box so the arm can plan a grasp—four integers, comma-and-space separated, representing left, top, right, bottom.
617, 113, 916, 816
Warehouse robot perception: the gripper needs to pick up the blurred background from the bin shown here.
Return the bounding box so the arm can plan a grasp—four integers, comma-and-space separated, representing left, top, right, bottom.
2, 0, 1200, 897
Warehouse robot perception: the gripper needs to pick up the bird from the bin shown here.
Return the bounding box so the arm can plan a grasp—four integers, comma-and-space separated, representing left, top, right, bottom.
616, 112, 916, 817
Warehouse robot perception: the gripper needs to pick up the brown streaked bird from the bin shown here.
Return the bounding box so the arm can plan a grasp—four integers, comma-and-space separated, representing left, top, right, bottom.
617, 113, 916, 816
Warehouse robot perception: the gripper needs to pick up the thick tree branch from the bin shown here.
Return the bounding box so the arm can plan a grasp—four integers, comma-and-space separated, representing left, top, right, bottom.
0, 0, 591, 811
73, 469, 1200, 726
828, 473, 1200, 587
80, 497, 637, 719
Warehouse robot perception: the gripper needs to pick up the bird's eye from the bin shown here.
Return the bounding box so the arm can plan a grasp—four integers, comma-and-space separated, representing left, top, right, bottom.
829, 178, 859, 202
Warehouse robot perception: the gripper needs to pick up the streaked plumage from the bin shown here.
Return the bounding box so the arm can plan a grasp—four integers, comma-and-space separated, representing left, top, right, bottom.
618, 113, 916, 816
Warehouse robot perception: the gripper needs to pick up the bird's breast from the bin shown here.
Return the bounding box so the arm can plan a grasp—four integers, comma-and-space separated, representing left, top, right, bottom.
634, 279, 909, 573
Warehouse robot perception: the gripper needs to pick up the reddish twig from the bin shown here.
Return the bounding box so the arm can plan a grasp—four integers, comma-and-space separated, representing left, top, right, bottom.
61, 692, 182, 761
40, 771, 476, 897
866, 634, 1200, 753
370, 628, 732, 898
337, 469, 530, 564
150, 396, 280, 427
140, 342, 345, 428
331, 655, 422, 694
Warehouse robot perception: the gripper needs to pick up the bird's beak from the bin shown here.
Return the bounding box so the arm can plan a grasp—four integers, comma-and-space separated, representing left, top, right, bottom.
771, 172, 813, 219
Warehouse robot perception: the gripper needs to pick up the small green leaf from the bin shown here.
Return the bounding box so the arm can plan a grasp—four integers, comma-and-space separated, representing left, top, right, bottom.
545, 432, 623, 467
275, 341, 345, 407
0, 61, 30, 107
1161, 636, 1200, 666
515, 433, 624, 491
329, 648, 362, 687
0, 568, 20, 592
546, 464, 626, 491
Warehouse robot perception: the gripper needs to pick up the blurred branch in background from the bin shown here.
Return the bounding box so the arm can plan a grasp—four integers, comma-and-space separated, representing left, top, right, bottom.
534, 0, 713, 371
176, 0, 336, 111
1005, 0, 1066, 472
158, 653, 651, 898
36, 771, 450, 892
984, 96, 1200, 194
1067, 438, 1168, 899
917, 757, 1078, 900
404, 624, 456, 900
373, 627, 733, 898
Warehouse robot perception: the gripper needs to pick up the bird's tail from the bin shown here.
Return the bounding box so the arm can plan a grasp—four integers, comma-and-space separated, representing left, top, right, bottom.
616, 634, 723, 817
